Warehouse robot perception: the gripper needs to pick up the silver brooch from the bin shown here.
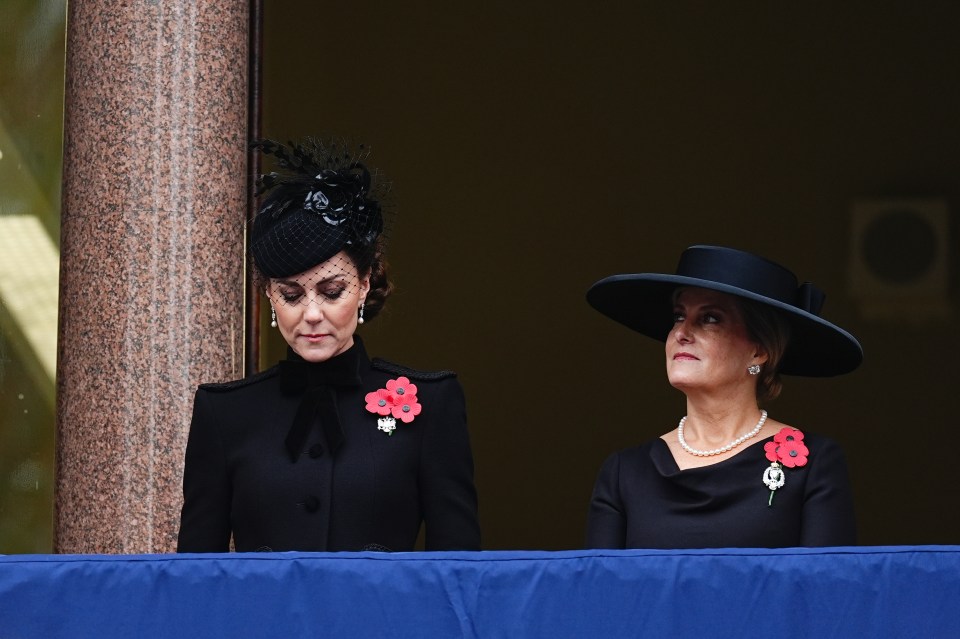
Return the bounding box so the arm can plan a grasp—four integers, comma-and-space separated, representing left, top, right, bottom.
377, 416, 397, 435
762, 462, 785, 506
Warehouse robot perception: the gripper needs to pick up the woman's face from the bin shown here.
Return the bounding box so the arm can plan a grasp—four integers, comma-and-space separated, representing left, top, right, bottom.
267, 251, 370, 363
666, 287, 767, 396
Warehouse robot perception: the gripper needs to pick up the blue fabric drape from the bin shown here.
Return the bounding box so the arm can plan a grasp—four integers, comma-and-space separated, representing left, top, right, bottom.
1, 547, 957, 638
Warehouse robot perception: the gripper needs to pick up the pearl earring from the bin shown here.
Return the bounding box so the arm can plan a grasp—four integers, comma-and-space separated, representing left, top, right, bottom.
270, 305, 277, 328
358, 301, 365, 325
747, 364, 761, 375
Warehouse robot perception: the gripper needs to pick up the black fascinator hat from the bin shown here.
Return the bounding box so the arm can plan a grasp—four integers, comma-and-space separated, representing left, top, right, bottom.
250, 138, 388, 278
586, 245, 863, 377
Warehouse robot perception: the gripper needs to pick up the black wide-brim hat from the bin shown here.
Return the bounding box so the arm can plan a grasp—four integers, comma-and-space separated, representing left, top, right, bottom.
586, 245, 863, 377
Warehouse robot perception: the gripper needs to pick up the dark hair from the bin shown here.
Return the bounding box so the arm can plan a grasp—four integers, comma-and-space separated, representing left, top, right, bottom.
737, 297, 792, 403
345, 237, 392, 321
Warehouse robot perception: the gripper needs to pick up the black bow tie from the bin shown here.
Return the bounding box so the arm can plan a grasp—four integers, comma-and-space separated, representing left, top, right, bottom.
278, 345, 363, 462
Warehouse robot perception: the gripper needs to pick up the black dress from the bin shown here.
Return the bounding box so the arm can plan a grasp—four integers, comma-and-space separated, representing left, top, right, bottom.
177, 337, 480, 553
586, 432, 855, 549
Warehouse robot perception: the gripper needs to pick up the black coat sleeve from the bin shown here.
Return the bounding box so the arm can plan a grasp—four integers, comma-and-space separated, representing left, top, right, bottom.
799, 437, 857, 546
585, 452, 627, 549
418, 378, 481, 550
177, 389, 232, 552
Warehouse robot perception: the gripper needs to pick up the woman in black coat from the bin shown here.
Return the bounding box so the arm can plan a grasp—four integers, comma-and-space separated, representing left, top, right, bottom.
584, 245, 862, 549
177, 139, 480, 552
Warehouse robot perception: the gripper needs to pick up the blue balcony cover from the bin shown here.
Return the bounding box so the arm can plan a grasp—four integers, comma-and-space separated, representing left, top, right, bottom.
1, 547, 958, 638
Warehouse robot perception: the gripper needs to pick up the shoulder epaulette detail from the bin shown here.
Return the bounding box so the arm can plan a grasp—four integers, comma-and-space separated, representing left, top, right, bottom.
199, 367, 279, 392
371, 358, 457, 381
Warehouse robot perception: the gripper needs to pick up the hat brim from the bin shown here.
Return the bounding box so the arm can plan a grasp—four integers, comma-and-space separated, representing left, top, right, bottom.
586, 273, 863, 377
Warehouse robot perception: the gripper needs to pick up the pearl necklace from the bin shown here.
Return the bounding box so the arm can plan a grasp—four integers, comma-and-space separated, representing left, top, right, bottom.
677, 410, 768, 457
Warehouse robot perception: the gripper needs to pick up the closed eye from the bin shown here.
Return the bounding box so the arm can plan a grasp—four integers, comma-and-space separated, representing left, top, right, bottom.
322, 286, 346, 301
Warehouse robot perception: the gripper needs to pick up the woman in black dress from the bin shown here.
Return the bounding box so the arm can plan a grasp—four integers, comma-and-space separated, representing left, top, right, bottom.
585, 245, 862, 548
177, 139, 480, 553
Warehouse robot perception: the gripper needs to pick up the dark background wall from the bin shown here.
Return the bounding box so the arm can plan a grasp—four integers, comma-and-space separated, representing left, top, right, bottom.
261, 2, 959, 549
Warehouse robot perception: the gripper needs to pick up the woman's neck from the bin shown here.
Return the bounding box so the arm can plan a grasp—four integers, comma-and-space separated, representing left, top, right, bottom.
660, 394, 774, 470
680, 392, 763, 445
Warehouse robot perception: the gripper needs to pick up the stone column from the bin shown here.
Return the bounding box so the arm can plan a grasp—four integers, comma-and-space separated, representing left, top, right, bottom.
55, 1, 249, 553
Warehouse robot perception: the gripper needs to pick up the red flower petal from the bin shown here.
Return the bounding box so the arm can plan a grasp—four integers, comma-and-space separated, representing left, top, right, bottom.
392, 399, 422, 423
773, 427, 805, 445
384, 376, 419, 405
778, 440, 809, 468
369, 378, 424, 425
364, 388, 394, 416
763, 441, 780, 463
384, 377, 403, 392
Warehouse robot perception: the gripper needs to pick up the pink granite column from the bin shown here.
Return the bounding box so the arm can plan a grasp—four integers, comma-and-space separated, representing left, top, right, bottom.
55, 1, 249, 553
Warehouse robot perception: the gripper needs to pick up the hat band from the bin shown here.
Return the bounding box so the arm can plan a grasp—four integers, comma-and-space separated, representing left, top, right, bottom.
796, 282, 825, 315
676, 248, 824, 315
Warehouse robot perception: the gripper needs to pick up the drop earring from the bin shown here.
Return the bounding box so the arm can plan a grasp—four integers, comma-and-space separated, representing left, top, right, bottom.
358, 301, 365, 325
747, 364, 761, 375
270, 305, 277, 328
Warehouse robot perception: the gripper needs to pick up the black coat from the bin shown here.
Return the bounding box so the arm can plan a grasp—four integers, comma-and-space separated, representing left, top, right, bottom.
586, 432, 856, 549
177, 337, 480, 552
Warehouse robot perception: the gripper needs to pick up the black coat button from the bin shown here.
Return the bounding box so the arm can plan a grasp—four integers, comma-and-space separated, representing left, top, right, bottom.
308, 444, 324, 458
303, 495, 320, 513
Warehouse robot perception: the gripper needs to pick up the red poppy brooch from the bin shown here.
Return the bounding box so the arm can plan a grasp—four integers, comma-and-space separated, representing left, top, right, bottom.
762, 427, 809, 506
364, 376, 422, 435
